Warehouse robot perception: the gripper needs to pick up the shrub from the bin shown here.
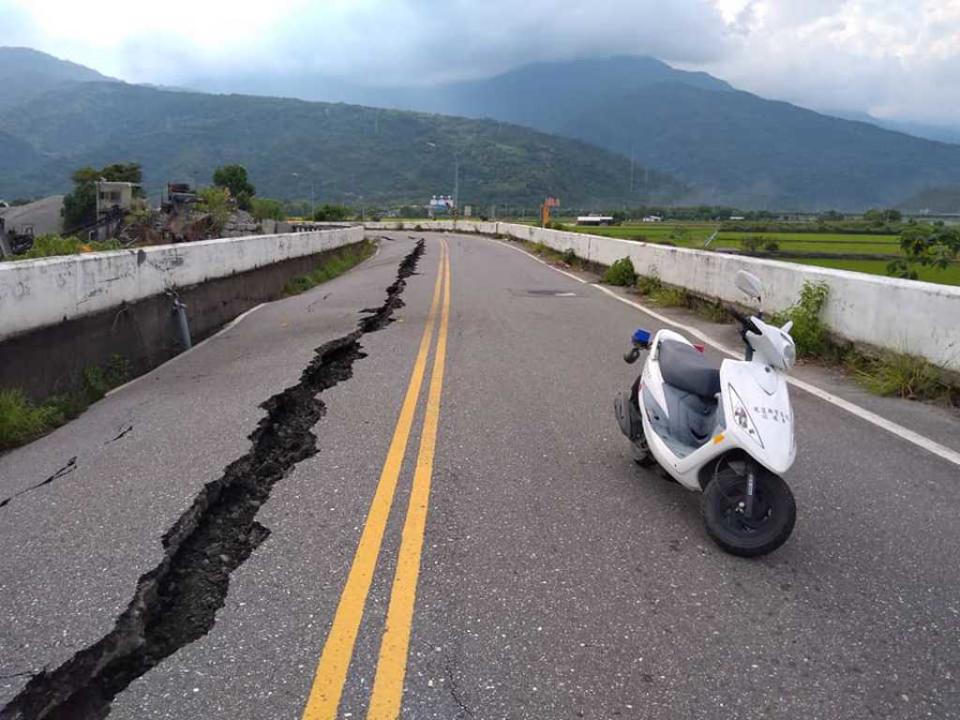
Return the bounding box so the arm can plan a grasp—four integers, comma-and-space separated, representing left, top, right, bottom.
602, 257, 636, 286
17, 234, 121, 260
251, 198, 285, 221
635, 274, 662, 296
763, 239, 780, 253
561, 248, 577, 265
740, 235, 765, 252
768, 281, 830, 356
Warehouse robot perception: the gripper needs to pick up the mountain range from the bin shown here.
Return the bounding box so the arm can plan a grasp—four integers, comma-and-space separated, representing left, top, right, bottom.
3, 48, 960, 211
0, 56, 681, 207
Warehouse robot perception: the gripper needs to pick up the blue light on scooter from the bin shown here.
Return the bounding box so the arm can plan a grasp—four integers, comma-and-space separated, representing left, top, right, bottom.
632, 328, 651, 346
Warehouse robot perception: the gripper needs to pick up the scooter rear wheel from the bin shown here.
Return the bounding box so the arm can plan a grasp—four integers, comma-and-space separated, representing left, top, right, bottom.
702, 467, 796, 557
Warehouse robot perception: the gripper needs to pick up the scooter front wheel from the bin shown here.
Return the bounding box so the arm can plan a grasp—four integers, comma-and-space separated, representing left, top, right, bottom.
702, 467, 796, 557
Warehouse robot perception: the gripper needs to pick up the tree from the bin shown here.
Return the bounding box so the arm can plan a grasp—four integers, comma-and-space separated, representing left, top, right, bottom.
887, 223, 960, 279
864, 208, 902, 225
63, 163, 143, 230
313, 204, 352, 221
100, 163, 143, 186
250, 197, 285, 221
212, 165, 255, 211
196, 187, 232, 233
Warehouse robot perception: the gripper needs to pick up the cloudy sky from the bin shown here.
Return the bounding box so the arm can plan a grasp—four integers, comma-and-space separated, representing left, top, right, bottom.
3, 0, 959, 126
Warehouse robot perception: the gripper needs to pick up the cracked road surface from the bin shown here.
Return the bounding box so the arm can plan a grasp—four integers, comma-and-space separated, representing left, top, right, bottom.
2, 233, 960, 719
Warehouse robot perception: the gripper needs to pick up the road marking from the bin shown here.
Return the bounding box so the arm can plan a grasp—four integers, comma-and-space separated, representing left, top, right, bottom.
366, 240, 451, 718
482, 234, 960, 469
301, 242, 446, 720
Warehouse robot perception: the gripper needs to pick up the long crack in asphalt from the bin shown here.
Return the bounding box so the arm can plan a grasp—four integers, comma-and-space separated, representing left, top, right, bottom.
0, 458, 78, 511
0, 239, 425, 720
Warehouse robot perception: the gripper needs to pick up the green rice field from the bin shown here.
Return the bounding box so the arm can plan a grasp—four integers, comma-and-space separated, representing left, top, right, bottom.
788, 257, 960, 285
552, 222, 958, 286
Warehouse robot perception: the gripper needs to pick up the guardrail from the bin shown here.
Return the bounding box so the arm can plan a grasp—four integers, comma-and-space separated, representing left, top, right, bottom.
363, 220, 960, 372
0, 227, 363, 340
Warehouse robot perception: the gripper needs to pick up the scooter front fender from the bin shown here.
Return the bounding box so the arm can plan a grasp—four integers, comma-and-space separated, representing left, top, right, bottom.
720, 361, 796, 475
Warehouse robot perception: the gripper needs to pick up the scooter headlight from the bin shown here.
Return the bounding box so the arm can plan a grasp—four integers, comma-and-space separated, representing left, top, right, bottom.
781, 337, 797, 370
729, 385, 764, 448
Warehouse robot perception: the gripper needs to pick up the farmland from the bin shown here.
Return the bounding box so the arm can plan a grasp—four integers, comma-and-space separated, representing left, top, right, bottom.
546, 221, 958, 286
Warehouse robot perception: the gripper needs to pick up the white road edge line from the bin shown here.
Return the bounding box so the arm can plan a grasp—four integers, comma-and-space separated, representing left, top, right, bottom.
107, 239, 386, 398
483, 233, 960, 469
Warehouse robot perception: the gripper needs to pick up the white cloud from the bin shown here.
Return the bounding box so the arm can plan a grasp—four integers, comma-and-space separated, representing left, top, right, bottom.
698, 0, 960, 125
2, 0, 960, 125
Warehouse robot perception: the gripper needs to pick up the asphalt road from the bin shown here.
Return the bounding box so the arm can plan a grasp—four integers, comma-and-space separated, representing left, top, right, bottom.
1, 232, 958, 719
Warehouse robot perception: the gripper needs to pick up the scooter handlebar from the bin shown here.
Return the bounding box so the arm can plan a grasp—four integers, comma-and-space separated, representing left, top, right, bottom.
726, 305, 761, 336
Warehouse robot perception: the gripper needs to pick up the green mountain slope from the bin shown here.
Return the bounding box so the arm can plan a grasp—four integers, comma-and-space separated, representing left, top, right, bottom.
0, 82, 682, 206
557, 82, 960, 209
313, 56, 960, 210
0, 46, 114, 113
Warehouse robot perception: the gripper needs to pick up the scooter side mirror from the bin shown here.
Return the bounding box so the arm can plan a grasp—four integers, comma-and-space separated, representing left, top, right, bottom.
735, 270, 763, 302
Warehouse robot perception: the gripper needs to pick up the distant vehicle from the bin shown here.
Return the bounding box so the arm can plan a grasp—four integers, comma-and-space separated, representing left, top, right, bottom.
576, 215, 614, 226
642, 215, 662, 222
615, 270, 798, 557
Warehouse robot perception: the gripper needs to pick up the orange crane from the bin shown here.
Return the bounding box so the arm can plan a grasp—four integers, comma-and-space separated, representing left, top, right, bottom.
540, 196, 560, 227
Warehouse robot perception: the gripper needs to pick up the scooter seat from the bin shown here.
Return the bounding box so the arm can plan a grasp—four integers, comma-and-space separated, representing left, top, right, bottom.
659, 340, 721, 398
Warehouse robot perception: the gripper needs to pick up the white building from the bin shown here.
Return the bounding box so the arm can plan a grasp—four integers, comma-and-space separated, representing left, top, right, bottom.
576, 215, 615, 226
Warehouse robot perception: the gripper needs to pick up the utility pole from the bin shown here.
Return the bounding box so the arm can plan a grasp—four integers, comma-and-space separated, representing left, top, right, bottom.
453, 157, 460, 210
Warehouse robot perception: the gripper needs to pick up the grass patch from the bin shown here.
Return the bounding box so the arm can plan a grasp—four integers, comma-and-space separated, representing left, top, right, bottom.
690, 299, 731, 322
0, 355, 129, 451
649, 286, 688, 307
15, 234, 122, 260
283, 240, 376, 296
850, 352, 950, 402
528, 241, 582, 267
0, 390, 63, 450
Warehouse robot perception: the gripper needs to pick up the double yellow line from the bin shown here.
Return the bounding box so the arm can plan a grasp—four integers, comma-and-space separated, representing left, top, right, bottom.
302, 239, 451, 720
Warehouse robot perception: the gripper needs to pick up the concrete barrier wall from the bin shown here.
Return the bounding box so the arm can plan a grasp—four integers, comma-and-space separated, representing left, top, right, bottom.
362, 220, 500, 235
0, 227, 363, 340
366, 220, 960, 371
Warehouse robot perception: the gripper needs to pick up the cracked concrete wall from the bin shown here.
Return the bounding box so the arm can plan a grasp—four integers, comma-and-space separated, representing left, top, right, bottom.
0, 228, 363, 341
361, 220, 960, 372
0, 230, 366, 401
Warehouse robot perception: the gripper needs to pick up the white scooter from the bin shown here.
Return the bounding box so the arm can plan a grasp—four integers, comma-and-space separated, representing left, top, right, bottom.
614, 271, 798, 557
